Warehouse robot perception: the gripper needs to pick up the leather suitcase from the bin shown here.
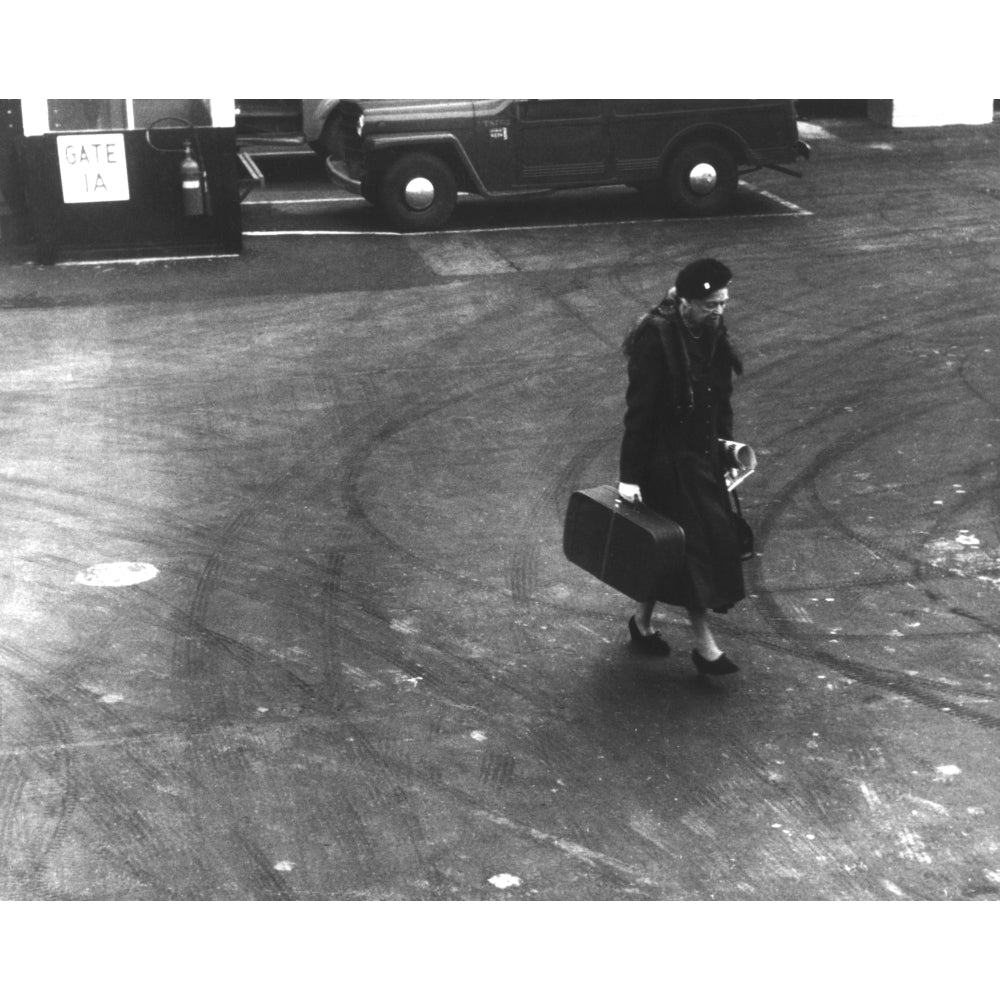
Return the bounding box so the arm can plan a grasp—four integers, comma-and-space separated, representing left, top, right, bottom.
563, 485, 686, 601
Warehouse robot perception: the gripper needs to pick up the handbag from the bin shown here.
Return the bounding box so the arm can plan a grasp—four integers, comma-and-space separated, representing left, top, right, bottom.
730, 489, 756, 561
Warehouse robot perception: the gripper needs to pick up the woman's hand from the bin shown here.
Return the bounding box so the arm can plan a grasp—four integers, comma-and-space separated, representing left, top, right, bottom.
618, 482, 643, 504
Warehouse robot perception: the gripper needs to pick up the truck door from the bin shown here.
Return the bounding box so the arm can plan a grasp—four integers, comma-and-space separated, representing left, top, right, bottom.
512, 100, 610, 187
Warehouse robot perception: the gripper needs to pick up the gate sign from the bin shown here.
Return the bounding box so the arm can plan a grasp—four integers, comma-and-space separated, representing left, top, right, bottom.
56, 133, 130, 203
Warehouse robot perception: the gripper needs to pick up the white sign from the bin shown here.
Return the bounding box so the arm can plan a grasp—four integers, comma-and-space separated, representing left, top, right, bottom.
56, 133, 130, 203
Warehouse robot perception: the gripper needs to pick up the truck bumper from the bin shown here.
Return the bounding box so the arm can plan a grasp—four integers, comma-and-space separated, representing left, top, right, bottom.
755, 139, 812, 179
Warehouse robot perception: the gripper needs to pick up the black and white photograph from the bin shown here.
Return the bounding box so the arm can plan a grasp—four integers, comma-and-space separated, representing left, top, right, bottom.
0, 8, 996, 996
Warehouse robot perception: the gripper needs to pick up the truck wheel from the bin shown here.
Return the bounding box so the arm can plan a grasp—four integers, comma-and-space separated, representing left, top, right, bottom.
663, 141, 738, 216
377, 153, 457, 231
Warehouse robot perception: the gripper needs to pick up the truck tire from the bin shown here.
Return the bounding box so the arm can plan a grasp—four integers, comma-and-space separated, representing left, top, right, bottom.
377, 152, 458, 231
663, 140, 738, 216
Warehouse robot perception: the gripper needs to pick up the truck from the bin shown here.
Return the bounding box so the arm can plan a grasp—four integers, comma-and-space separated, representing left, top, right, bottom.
306, 98, 810, 231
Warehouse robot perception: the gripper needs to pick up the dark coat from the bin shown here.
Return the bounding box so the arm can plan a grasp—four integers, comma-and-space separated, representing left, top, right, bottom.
619, 297, 746, 611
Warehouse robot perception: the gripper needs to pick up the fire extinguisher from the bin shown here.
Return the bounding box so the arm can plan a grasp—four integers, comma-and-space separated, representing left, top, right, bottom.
180, 141, 206, 216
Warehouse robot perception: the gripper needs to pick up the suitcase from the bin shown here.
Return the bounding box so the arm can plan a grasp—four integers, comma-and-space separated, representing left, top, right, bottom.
563, 485, 686, 601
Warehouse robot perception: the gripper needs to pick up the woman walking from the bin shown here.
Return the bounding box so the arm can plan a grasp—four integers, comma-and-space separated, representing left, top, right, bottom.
618, 257, 747, 675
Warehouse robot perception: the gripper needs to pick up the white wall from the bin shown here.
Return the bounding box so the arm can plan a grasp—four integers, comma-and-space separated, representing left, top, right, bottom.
869, 98, 995, 127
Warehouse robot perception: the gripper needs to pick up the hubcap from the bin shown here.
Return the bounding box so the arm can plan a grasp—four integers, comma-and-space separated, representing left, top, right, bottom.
688, 162, 718, 194
403, 176, 435, 211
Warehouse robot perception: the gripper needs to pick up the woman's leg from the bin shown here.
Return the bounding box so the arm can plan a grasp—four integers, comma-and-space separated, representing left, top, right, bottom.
688, 607, 739, 674
689, 608, 723, 659
633, 598, 657, 634
628, 599, 671, 655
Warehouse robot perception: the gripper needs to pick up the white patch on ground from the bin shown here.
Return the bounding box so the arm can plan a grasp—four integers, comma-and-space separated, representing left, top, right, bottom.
389, 618, 418, 634
74, 562, 159, 587
795, 122, 836, 140
342, 662, 385, 690
470, 730, 487, 742
416, 238, 517, 277
896, 828, 932, 864
273, 860, 295, 872
859, 783, 882, 810
629, 811, 672, 851
934, 764, 962, 781
903, 794, 949, 816
488, 873, 521, 889
98, 693, 124, 704
925, 535, 999, 587
384, 667, 422, 688
680, 812, 716, 838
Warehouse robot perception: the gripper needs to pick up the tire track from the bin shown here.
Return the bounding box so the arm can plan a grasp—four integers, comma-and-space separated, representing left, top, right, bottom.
0, 637, 193, 898
748, 391, 1000, 727
0, 643, 82, 897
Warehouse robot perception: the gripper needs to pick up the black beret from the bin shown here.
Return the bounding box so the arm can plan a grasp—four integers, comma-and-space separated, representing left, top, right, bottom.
675, 258, 732, 300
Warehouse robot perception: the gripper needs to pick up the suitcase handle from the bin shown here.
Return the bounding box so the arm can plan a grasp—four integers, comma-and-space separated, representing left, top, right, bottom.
615, 490, 641, 508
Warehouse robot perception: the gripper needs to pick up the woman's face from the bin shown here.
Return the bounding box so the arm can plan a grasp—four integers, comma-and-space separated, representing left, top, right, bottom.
681, 287, 729, 331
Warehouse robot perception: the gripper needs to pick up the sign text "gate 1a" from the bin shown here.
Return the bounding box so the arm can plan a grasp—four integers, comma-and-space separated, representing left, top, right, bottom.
57, 133, 131, 203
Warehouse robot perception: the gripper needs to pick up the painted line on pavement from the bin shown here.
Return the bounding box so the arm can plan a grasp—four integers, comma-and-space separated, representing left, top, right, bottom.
245, 206, 811, 240
245, 229, 408, 238
245, 195, 364, 206
249, 185, 811, 216
740, 180, 813, 216
243, 184, 810, 239
57, 253, 240, 267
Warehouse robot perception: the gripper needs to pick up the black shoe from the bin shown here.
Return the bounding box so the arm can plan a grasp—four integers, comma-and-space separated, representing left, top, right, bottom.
692, 649, 739, 676
628, 616, 671, 656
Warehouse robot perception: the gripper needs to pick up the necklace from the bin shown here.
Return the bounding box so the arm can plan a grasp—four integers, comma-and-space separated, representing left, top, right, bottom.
681, 316, 702, 340
681, 315, 705, 341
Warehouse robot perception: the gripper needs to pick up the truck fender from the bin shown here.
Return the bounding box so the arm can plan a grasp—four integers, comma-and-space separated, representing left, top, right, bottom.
658, 125, 752, 173
366, 134, 490, 195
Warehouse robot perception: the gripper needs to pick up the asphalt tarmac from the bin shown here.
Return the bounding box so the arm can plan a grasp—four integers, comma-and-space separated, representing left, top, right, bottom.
1, 115, 999, 907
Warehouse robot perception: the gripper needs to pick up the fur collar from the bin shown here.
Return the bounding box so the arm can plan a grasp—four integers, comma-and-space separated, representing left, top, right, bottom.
622, 291, 742, 421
